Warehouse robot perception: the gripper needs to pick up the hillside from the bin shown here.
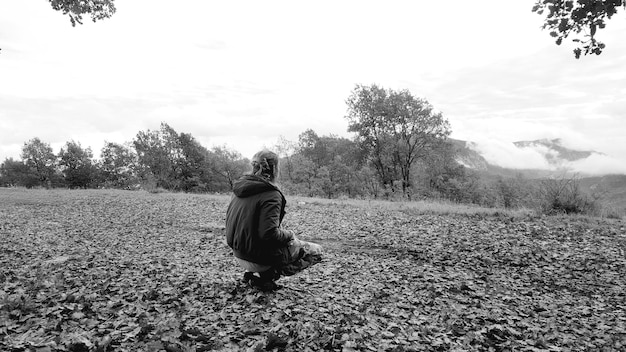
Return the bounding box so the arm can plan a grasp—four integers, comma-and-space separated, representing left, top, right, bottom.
579, 174, 626, 210
450, 139, 558, 179
513, 138, 598, 164
450, 137, 625, 207
449, 138, 608, 178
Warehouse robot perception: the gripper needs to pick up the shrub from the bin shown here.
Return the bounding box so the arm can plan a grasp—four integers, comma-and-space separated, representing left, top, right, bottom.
539, 175, 598, 215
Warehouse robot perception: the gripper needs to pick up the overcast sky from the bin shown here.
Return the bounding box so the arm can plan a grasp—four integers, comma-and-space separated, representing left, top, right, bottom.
1, 1, 625, 174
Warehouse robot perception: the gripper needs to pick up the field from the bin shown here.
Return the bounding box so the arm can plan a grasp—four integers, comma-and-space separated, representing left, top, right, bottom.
1, 189, 625, 352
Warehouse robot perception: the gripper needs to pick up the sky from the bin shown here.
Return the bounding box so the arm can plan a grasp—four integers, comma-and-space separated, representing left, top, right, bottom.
1, 1, 625, 175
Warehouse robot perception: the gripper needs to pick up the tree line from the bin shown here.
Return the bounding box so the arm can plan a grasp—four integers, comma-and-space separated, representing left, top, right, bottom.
0, 84, 606, 215
0, 122, 248, 193
1, 85, 473, 199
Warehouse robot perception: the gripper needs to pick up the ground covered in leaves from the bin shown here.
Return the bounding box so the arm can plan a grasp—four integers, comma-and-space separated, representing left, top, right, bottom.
1, 189, 625, 352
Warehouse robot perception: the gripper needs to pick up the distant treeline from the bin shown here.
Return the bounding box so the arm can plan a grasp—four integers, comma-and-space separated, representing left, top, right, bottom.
0, 122, 247, 193
1, 84, 610, 216
0, 121, 476, 197
0, 85, 478, 200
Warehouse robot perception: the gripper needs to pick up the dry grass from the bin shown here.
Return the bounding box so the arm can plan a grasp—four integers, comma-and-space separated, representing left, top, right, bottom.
3, 187, 619, 221
290, 195, 536, 218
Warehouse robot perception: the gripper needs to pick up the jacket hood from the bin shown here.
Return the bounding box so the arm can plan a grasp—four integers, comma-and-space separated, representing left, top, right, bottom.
232, 175, 279, 198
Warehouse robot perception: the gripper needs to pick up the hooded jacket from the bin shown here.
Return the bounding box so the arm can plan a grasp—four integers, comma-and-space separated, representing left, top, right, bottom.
225, 175, 294, 265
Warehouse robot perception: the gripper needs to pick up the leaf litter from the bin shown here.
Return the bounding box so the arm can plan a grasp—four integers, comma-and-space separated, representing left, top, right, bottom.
1, 189, 625, 351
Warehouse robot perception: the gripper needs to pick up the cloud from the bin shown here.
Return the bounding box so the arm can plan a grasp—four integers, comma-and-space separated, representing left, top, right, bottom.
566, 154, 626, 176
469, 139, 554, 170
426, 42, 626, 173
466, 137, 626, 176
1, 0, 625, 173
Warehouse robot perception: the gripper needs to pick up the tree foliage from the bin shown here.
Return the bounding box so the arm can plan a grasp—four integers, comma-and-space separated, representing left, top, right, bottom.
413, 141, 477, 202
133, 123, 187, 190
1, 124, 252, 193
176, 133, 214, 192
274, 136, 298, 183
99, 142, 139, 189
20, 138, 57, 187
58, 140, 96, 189
48, 0, 116, 26
532, 0, 625, 58
210, 146, 248, 191
346, 84, 451, 197
131, 123, 248, 192
0, 158, 39, 188
279, 131, 366, 198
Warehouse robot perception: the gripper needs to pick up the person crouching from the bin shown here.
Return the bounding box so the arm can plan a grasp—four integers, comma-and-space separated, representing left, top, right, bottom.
225, 149, 323, 291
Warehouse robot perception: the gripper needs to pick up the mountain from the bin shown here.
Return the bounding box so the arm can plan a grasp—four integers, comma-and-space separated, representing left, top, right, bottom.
512, 138, 600, 165
449, 139, 489, 171
449, 138, 612, 177
578, 174, 626, 211
448, 137, 626, 213
449, 138, 553, 178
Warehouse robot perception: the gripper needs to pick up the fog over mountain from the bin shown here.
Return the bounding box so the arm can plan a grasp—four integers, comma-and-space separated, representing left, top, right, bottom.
454, 138, 626, 176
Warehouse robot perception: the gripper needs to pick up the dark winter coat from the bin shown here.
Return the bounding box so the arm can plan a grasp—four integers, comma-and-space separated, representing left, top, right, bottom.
225, 175, 294, 266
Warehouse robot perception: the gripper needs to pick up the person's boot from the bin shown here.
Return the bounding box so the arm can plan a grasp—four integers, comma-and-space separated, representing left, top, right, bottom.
242, 272, 259, 286
255, 268, 281, 292
256, 280, 279, 292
